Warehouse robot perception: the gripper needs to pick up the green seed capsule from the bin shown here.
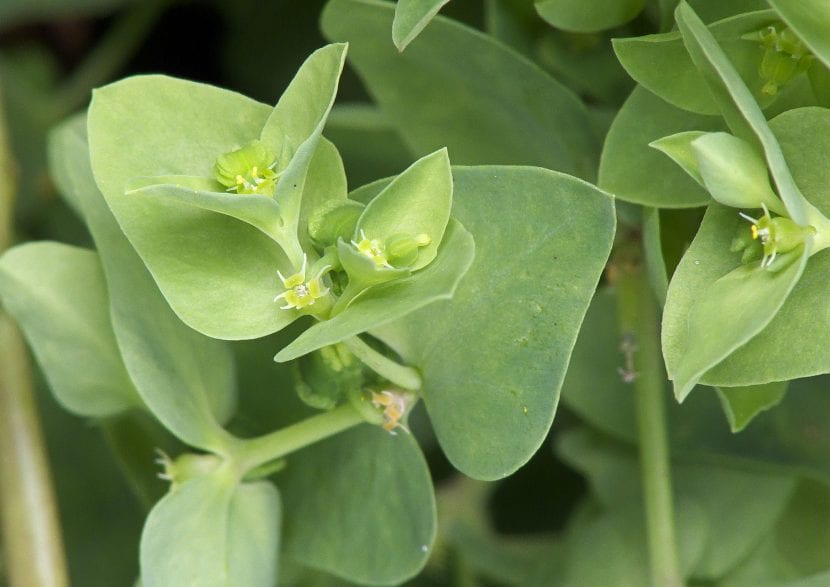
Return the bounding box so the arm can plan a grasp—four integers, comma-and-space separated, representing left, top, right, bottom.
214, 140, 279, 196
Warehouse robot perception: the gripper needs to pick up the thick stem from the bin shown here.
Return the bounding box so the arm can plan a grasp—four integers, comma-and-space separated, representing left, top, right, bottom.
342, 335, 422, 391
50, 0, 170, 119
614, 240, 683, 587
0, 86, 70, 587
236, 403, 364, 472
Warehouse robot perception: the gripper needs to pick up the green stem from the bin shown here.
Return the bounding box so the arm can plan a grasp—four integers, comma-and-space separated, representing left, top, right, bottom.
50, 0, 170, 119
0, 86, 70, 587
236, 403, 364, 472
614, 240, 683, 587
343, 335, 422, 391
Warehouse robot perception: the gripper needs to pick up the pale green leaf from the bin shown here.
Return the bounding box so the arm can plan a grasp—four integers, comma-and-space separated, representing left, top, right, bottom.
260, 44, 348, 265
357, 147, 452, 270
684, 108, 830, 386
280, 425, 435, 585
392, 0, 451, 51
717, 381, 789, 432
599, 86, 720, 208
675, 1, 811, 224
374, 166, 615, 480
50, 116, 236, 451
649, 130, 709, 187
0, 243, 141, 417
666, 205, 809, 401
141, 469, 280, 587
691, 131, 785, 213
614, 10, 790, 116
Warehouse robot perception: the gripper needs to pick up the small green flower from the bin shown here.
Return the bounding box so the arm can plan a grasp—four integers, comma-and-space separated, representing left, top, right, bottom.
214, 140, 279, 196
351, 230, 431, 270
738, 204, 815, 269
274, 255, 331, 312
352, 230, 392, 269
742, 24, 813, 96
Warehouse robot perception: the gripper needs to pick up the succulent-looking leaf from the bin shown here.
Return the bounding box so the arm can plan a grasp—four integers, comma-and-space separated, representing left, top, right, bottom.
51, 116, 235, 451
373, 166, 615, 480
141, 468, 280, 587
716, 381, 788, 432
280, 425, 435, 585
614, 10, 798, 116
599, 86, 720, 208
663, 204, 810, 402
356, 147, 452, 271
674, 1, 811, 224
0, 243, 141, 417
392, 0, 451, 51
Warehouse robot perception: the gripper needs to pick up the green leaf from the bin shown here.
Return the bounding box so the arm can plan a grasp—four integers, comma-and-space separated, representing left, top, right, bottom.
614, 10, 793, 116
280, 425, 435, 585
392, 0, 451, 51
691, 131, 786, 213
260, 43, 348, 265
357, 147, 452, 270
374, 166, 615, 480
767, 0, 830, 70
0, 243, 141, 417
675, 1, 811, 224
86, 75, 295, 341
684, 108, 830, 386
321, 0, 600, 181
717, 381, 788, 433
50, 116, 236, 451
664, 204, 809, 402
275, 218, 474, 361
599, 86, 720, 208
141, 469, 280, 587
648, 130, 709, 187
535, 0, 645, 33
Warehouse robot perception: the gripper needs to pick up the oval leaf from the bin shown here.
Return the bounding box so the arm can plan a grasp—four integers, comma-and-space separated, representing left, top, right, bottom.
599, 86, 720, 208
0, 243, 141, 417
614, 10, 789, 116
663, 204, 809, 402
141, 470, 280, 587
50, 116, 236, 451
375, 166, 615, 480
280, 425, 435, 585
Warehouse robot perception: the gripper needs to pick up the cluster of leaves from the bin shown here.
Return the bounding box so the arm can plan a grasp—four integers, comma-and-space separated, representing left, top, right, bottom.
2, 0, 830, 585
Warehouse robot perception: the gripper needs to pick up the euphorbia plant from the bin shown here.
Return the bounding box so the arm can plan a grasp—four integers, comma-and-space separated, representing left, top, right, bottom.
5, 0, 830, 585
0, 34, 615, 585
